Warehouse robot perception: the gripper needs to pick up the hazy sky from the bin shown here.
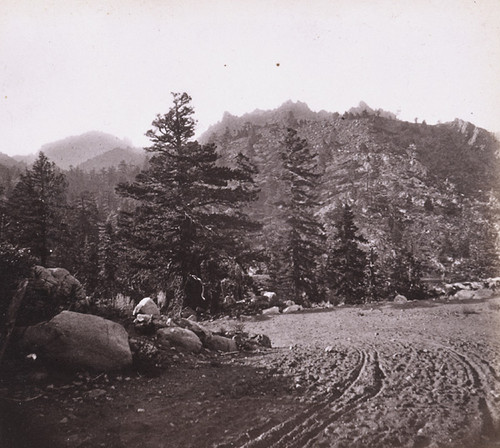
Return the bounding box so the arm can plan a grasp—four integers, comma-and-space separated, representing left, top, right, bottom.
1, 0, 499, 156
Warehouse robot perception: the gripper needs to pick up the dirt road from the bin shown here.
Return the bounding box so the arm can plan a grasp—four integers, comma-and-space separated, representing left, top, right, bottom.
208, 297, 500, 448
2, 297, 500, 447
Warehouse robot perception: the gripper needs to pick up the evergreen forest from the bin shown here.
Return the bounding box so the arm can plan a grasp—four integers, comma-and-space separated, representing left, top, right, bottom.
1, 94, 499, 320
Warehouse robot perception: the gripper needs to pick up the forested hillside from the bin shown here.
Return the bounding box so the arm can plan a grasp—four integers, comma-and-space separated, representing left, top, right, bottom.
202, 101, 500, 285
1, 96, 499, 319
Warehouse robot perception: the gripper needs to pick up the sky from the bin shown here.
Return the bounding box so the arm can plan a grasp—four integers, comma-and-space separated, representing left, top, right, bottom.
0, 0, 499, 156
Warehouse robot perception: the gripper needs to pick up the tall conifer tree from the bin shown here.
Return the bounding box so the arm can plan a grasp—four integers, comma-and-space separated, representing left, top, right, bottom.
327, 203, 368, 304
273, 128, 326, 303
117, 92, 260, 311
7, 152, 67, 266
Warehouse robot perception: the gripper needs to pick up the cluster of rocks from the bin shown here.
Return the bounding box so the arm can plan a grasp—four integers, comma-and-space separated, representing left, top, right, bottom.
12, 296, 271, 376
259, 296, 304, 315
439, 278, 499, 301
132, 298, 271, 357
390, 279, 499, 305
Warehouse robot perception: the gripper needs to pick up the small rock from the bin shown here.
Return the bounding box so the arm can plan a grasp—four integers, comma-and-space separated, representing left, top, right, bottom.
205, 335, 237, 352
262, 306, 280, 315
283, 304, 303, 314
86, 389, 107, 399
394, 295, 408, 304
262, 291, 276, 300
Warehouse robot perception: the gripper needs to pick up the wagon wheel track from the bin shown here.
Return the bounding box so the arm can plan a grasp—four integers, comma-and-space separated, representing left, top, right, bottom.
214, 348, 366, 448
235, 349, 386, 448
301, 350, 386, 448
438, 345, 500, 440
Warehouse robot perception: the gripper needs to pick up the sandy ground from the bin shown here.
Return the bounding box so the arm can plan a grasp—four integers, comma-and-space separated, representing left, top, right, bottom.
1, 296, 500, 448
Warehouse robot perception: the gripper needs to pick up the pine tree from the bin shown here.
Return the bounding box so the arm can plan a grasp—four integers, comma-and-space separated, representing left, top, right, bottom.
327, 203, 368, 304
61, 192, 100, 294
7, 152, 67, 266
97, 220, 120, 300
367, 246, 384, 301
273, 128, 326, 304
390, 249, 426, 300
117, 92, 260, 311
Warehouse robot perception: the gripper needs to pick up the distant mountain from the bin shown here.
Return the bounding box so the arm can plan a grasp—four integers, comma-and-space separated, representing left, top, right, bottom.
0, 151, 23, 168
39, 131, 138, 170
77, 147, 146, 171
202, 101, 500, 282
12, 154, 36, 165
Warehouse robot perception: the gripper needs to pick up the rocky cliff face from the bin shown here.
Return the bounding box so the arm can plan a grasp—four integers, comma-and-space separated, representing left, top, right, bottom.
201, 102, 500, 281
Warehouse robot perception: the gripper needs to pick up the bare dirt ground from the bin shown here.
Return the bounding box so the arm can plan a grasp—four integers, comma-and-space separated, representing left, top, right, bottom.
2, 296, 500, 448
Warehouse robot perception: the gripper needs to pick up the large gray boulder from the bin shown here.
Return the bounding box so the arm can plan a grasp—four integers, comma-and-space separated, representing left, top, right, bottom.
19, 311, 132, 371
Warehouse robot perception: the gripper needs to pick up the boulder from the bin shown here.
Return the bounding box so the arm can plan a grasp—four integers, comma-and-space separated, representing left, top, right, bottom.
175, 318, 213, 344
284, 300, 296, 307
133, 297, 160, 316
133, 314, 155, 334
262, 306, 280, 315
19, 311, 132, 371
157, 327, 202, 353
251, 333, 272, 348
32, 266, 86, 301
394, 295, 408, 304
28, 266, 87, 319
181, 307, 197, 319
453, 290, 476, 301
262, 291, 276, 300
205, 335, 237, 352
473, 289, 495, 300
283, 304, 303, 314
485, 277, 500, 289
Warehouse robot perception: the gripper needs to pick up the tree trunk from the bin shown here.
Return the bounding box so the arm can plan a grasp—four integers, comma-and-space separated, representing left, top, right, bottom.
170, 274, 185, 318
0, 279, 29, 366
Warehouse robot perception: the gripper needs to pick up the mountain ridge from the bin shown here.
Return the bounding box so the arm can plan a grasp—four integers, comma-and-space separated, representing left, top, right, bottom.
203, 102, 500, 281
77, 147, 146, 171
38, 131, 138, 169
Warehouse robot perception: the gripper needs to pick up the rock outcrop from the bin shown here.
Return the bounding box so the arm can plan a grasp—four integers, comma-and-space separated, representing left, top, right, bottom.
31, 266, 86, 303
